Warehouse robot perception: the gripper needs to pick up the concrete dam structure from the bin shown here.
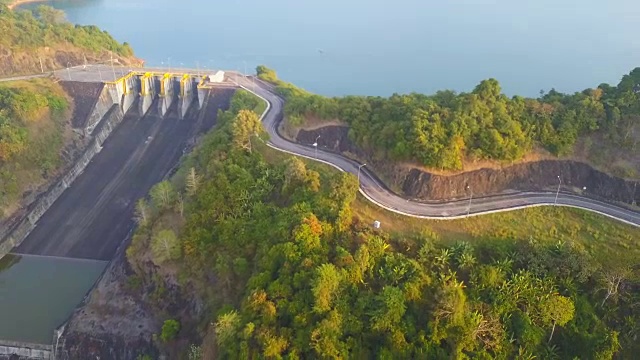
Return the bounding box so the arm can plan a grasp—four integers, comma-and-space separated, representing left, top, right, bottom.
0, 71, 208, 261
0, 67, 236, 359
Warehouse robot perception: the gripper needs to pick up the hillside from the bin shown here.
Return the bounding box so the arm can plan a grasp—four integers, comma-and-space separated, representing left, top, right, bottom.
0, 2, 141, 76
58, 90, 640, 359
259, 66, 640, 183
0, 78, 79, 224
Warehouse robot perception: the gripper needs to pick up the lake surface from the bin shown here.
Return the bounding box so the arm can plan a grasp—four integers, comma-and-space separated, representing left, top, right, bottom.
37, 0, 640, 97
0, 254, 106, 344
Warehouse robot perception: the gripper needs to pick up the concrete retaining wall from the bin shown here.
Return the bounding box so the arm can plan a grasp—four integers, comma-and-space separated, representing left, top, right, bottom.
107, 75, 139, 117
83, 84, 116, 136
197, 80, 207, 110
138, 73, 157, 116
178, 75, 196, 119
0, 340, 51, 359
0, 106, 125, 260
158, 74, 176, 117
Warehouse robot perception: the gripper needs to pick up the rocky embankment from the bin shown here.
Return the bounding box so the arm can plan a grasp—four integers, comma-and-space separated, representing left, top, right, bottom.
54, 254, 159, 360
297, 126, 640, 205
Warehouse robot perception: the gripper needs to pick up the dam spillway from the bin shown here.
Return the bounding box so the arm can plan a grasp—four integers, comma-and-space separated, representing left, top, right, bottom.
0, 66, 236, 357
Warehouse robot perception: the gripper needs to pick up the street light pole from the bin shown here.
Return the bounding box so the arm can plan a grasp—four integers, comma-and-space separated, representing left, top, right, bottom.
554, 175, 561, 206
466, 185, 473, 217
358, 164, 367, 184
66, 62, 71, 80
313, 135, 321, 158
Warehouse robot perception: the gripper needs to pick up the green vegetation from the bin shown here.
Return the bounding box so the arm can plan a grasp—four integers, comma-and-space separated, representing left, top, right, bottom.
0, 3, 136, 76
0, 78, 69, 218
160, 319, 181, 342
258, 66, 640, 175
127, 90, 639, 359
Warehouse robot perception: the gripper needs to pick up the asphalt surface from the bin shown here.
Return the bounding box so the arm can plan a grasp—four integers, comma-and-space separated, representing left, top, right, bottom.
238, 76, 640, 227
15, 102, 199, 260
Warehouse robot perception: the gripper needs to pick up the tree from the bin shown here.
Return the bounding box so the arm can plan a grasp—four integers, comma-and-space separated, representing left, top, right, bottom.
598, 266, 631, 307
371, 286, 407, 332
34, 5, 66, 24
150, 181, 175, 210
151, 229, 181, 265
232, 110, 262, 153
283, 157, 307, 189
160, 319, 180, 342
215, 310, 241, 346
312, 263, 342, 313
185, 167, 200, 197
134, 199, 148, 225
539, 295, 574, 343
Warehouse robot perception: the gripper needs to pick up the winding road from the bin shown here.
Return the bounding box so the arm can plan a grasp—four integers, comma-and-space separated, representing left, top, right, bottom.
236, 76, 640, 228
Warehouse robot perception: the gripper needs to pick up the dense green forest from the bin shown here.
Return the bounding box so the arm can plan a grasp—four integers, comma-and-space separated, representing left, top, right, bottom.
127, 90, 639, 359
0, 79, 68, 218
0, 3, 136, 75
257, 66, 640, 173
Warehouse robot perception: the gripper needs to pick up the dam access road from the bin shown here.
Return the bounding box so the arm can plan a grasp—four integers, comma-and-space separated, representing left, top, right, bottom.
235, 76, 640, 227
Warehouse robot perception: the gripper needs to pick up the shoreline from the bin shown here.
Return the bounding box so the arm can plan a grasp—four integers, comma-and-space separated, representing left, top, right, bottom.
8, 0, 49, 10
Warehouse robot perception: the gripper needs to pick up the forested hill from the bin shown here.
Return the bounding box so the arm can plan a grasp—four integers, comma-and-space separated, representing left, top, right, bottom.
122, 90, 640, 359
260, 66, 640, 177
0, 3, 140, 76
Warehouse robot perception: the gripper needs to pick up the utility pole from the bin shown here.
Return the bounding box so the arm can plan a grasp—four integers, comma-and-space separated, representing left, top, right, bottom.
466, 185, 473, 217
358, 164, 367, 184
110, 51, 116, 80
554, 175, 561, 206
39, 57, 44, 73
66, 62, 71, 81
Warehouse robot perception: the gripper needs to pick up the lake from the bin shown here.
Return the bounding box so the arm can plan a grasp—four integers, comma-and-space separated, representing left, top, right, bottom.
0, 254, 106, 344
35, 0, 640, 97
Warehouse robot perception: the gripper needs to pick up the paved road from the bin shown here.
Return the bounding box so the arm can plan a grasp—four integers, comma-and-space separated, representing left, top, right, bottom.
237, 77, 640, 227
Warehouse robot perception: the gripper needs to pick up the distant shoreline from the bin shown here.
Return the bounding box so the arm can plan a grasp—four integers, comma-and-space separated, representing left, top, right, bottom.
8, 0, 49, 10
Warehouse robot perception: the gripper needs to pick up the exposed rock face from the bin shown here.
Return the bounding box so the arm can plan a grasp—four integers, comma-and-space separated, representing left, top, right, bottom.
296, 125, 640, 204
54, 256, 160, 360
402, 161, 639, 203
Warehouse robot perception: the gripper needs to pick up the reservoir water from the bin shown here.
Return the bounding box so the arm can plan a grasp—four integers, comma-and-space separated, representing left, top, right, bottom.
0, 254, 106, 344
39, 0, 640, 97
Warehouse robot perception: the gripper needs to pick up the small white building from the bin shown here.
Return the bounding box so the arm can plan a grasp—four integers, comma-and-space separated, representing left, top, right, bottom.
373, 220, 381, 229
209, 71, 225, 83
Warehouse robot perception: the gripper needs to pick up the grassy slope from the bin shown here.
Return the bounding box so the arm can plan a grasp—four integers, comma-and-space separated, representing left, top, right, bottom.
0, 78, 72, 219
256, 139, 640, 268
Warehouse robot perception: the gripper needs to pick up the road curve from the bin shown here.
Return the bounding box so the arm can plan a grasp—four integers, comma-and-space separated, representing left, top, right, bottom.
236, 76, 640, 228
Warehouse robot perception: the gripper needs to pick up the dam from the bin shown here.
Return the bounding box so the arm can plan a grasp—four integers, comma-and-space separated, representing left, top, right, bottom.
0, 66, 238, 359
